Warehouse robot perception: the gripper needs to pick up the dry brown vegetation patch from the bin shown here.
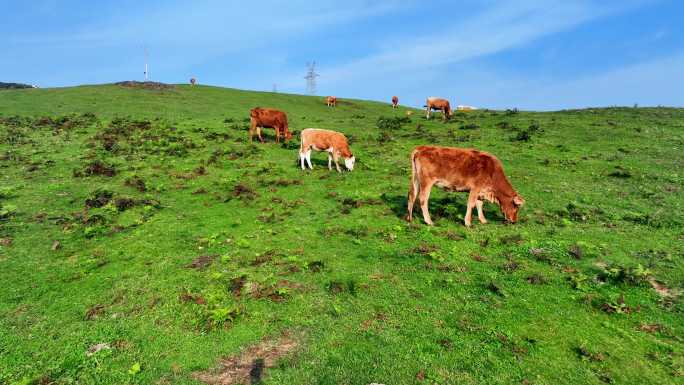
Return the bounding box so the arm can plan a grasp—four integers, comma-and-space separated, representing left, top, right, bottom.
193, 333, 299, 385
648, 278, 681, 299
185, 255, 216, 269
115, 81, 174, 90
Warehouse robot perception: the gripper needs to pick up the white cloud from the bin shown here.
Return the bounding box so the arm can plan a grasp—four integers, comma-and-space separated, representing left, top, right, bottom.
6, 1, 411, 49
526, 52, 684, 109
277, 0, 653, 101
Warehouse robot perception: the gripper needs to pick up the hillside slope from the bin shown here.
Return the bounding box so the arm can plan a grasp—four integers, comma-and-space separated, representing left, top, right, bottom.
0, 84, 682, 385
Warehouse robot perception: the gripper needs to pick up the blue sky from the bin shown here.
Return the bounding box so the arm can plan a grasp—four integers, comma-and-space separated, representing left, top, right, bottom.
2, 0, 683, 110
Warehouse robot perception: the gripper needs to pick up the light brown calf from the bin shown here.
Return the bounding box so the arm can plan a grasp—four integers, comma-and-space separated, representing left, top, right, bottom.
391, 96, 399, 108
407, 146, 524, 227
326, 96, 337, 107
299, 128, 355, 172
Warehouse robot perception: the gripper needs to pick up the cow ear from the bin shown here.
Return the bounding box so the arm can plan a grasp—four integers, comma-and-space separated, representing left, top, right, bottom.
513, 196, 525, 206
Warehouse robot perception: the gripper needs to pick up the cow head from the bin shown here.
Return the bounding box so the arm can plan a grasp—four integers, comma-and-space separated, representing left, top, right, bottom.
501, 195, 524, 223
344, 155, 356, 171
284, 130, 293, 141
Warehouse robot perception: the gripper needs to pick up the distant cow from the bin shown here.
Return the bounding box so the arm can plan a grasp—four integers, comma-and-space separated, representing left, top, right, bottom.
326, 96, 337, 107
392, 96, 399, 108
299, 128, 355, 172
425, 97, 452, 120
407, 146, 524, 227
190, 78, 197, 86
249, 107, 292, 143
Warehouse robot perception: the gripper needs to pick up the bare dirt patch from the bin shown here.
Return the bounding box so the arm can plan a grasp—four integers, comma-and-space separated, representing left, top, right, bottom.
185, 255, 216, 269
639, 323, 664, 333
648, 278, 681, 299
84, 304, 105, 320
179, 291, 207, 305
193, 333, 299, 385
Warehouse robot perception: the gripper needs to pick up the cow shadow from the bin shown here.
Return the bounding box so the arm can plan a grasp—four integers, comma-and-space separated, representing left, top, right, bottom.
381, 192, 505, 223
292, 155, 337, 169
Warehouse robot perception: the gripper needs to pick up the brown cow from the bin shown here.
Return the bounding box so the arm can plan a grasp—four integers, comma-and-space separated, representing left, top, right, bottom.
190, 77, 197, 86
326, 96, 337, 107
299, 128, 355, 172
425, 97, 451, 120
249, 107, 292, 143
407, 146, 524, 227
392, 96, 399, 108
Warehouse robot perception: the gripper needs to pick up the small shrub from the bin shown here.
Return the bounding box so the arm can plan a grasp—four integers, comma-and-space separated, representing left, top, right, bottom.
599, 293, 638, 314
598, 263, 652, 286
376, 131, 394, 143
0, 203, 17, 219
459, 122, 480, 130
376, 116, 411, 131
326, 279, 358, 295
511, 130, 531, 142
77, 160, 117, 177
496, 121, 512, 130
125, 175, 147, 192
85, 189, 114, 208
608, 166, 631, 178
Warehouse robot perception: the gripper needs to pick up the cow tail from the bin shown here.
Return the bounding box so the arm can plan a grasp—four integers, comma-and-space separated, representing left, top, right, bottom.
410, 149, 420, 195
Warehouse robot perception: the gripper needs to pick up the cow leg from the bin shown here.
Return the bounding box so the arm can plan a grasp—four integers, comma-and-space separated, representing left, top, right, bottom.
305, 150, 313, 169
406, 175, 420, 222
419, 181, 435, 225
426, 107, 430, 119
256, 126, 264, 143
327, 152, 333, 171
476, 200, 487, 224
299, 149, 306, 170
249, 120, 257, 142
333, 152, 342, 173
464, 190, 479, 227
275, 128, 280, 144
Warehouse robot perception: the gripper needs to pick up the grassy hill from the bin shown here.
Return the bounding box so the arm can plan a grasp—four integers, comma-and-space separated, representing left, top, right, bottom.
0, 84, 682, 385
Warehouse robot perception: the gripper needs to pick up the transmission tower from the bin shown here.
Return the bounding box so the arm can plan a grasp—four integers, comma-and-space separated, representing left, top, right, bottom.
304, 61, 319, 95
144, 47, 149, 81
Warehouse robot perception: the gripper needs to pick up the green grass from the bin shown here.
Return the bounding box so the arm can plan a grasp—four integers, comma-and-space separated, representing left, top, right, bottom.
0, 84, 682, 385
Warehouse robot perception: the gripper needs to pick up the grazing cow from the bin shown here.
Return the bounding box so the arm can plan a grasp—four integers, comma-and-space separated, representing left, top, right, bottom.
407, 146, 524, 227
299, 128, 355, 172
425, 97, 452, 120
249, 107, 292, 143
392, 96, 399, 108
326, 96, 337, 107
190, 77, 197, 86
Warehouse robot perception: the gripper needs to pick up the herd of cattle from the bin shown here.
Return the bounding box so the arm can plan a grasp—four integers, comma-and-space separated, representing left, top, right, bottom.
247, 96, 524, 227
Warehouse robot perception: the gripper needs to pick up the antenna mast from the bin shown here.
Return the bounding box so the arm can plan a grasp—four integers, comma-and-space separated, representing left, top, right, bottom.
304, 61, 319, 95
144, 47, 149, 81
